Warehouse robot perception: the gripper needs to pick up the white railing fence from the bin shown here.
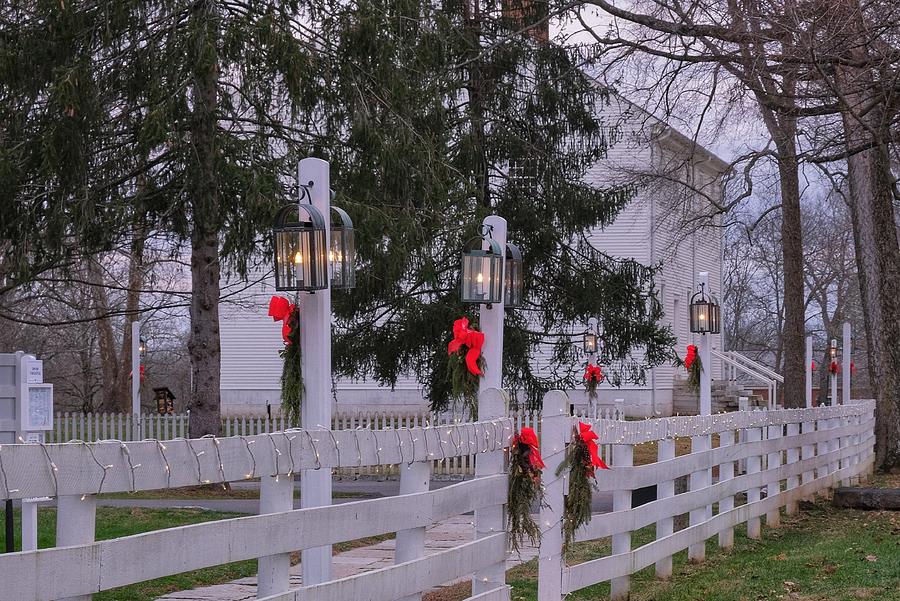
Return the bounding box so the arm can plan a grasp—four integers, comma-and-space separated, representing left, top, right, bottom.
46, 404, 624, 478
538, 394, 876, 601
0, 389, 514, 601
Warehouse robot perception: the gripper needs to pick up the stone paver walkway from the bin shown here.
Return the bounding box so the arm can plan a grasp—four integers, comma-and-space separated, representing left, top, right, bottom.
157, 516, 538, 600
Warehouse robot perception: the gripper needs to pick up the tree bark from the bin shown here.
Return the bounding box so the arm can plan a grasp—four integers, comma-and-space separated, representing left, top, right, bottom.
831, 0, 900, 469
187, 0, 222, 438
85, 257, 122, 413
114, 218, 146, 412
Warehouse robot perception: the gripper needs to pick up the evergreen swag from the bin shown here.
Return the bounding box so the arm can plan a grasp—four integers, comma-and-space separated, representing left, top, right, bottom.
445, 317, 487, 418
583, 364, 604, 400
675, 344, 701, 392
556, 422, 609, 548
508, 427, 544, 553
269, 296, 303, 426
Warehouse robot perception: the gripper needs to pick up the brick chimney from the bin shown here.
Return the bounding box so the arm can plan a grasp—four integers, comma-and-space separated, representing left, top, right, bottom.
501, 0, 549, 44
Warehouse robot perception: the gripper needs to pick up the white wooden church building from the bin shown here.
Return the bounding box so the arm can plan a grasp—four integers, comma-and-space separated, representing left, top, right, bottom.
219, 94, 728, 417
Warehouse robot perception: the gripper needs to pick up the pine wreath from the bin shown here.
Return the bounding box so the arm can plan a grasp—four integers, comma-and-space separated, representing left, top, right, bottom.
508, 427, 544, 553
583, 363, 604, 400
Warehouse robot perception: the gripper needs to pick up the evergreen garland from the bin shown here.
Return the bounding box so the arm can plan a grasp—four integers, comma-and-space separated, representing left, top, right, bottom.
556, 422, 609, 549
279, 305, 303, 427
507, 427, 544, 553
446, 351, 487, 418
674, 344, 701, 392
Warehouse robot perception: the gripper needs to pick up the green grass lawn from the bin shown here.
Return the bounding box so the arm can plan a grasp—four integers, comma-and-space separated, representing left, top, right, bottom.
505, 498, 900, 601
0, 504, 391, 601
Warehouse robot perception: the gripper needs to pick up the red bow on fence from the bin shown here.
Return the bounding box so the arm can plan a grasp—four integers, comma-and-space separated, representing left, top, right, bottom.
268, 296, 297, 344
583, 364, 604, 383
578, 421, 609, 477
851, 361, 856, 375
513, 427, 545, 469
447, 317, 484, 376
811, 360, 816, 371
684, 345, 698, 370
829, 360, 840, 375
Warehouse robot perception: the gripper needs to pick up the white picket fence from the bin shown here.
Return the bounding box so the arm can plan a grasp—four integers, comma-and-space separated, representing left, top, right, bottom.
46, 404, 624, 478
537, 394, 876, 600
0, 389, 514, 601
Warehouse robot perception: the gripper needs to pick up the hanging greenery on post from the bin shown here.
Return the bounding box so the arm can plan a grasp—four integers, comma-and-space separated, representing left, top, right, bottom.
556, 421, 609, 548
508, 426, 544, 553
269, 295, 303, 426
446, 317, 486, 418
675, 344, 701, 392
583, 363, 604, 401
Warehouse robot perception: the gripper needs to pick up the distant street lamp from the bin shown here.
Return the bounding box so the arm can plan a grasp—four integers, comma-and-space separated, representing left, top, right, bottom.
139, 338, 147, 358
689, 282, 721, 334
460, 229, 503, 307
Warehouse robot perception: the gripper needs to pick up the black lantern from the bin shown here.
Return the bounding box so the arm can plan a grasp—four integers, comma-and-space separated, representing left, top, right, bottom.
330, 206, 355, 290
689, 283, 721, 334
829, 339, 838, 360
460, 232, 503, 307
504, 242, 523, 308
273, 203, 328, 292
583, 330, 598, 354
138, 338, 147, 358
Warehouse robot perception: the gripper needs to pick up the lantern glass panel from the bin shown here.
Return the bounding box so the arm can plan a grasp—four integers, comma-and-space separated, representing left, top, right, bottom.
504, 243, 523, 308
583, 332, 598, 354
330, 207, 355, 290
461, 251, 502, 305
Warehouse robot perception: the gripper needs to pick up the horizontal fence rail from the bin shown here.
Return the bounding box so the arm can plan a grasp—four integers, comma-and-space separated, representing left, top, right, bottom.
538, 397, 876, 600
0, 419, 513, 501
44, 404, 624, 478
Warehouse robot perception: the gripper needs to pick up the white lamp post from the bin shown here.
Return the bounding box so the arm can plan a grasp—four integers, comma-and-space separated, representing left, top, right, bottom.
842, 322, 852, 405
688, 272, 720, 416
131, 321, 141, 440
805, 335, 813, 408
829, 338, 839, 406
584, 317, 599, 416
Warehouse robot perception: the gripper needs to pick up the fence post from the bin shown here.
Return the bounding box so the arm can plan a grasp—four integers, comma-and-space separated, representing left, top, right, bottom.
655, 438, 676, 578
611, 442, 633, 600
57, 494, 97, 601
472, 387, 507, 596
688, 426, 711, 563
765, 424, 781, 528
785, 422, 800, 515
746, 427, 762, 539
396, 443, 431, 601
257, 474, 294, 598
718, 429, 735, 549
538, 390, 569, 601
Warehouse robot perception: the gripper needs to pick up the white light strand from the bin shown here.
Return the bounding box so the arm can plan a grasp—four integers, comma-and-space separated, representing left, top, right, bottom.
240, 436, 257, 480
304, 431, 321, 470
0, 443, 17, 496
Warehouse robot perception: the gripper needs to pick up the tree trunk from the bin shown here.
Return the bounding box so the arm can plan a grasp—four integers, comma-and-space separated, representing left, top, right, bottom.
114, 218, 146, 412
86, 257, 121, 413
772, 130, 806, 408
833, 0, 900, 469
187, 0, 222, 438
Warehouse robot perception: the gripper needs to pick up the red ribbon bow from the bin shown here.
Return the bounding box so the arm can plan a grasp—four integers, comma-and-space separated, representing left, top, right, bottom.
684, 345, 698, 370
584, 364, 604, 383
447, 317, 485, 376
811, 360, 816, 371
513, 427, 545, 470
578, 421, 609, 477
850, 361, 856, 375
829, 360, 840, 375
268, 296, 297, 344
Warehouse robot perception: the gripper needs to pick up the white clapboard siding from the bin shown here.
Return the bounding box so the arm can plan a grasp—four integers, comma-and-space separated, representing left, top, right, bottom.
0, 419, 513, 501
0, 478, 506, 601
537, 399, 876, 597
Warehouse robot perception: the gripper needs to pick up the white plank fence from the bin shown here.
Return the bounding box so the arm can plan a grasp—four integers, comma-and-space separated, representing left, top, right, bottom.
538, 394, 876, 600
0, 389, 514, 601
0, 392, 872, 601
